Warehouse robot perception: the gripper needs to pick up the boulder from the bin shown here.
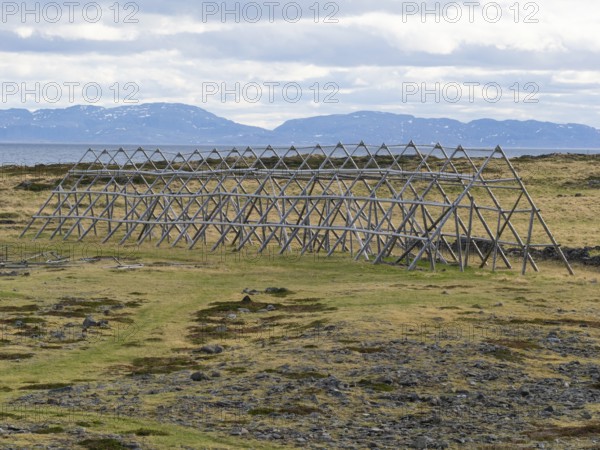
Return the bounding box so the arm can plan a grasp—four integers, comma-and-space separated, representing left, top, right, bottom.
199, 344, 224, 354
83, 316, 98, 328
190, 371, 210, 381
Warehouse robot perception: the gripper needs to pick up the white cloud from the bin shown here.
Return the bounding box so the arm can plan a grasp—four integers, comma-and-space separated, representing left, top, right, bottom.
14, 27, 35, 39
0, 0, 599, 128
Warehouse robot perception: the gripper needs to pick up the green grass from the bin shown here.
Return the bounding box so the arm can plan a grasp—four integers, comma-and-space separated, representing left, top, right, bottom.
358, 379, 395, 392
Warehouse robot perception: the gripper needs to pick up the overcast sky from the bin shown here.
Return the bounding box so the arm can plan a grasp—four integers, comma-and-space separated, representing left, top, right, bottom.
1, 0, 599, 129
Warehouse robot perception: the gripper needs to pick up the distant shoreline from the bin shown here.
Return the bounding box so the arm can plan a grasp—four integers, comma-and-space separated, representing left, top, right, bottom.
2, 141, 600, 166
2, 150, 600, 169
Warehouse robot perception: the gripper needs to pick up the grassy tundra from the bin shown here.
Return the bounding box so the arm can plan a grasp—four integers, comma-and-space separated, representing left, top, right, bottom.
0, 154, 599, 449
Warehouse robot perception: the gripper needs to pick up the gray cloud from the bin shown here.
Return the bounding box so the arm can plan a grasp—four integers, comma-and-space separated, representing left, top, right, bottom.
0, 0, 599, 129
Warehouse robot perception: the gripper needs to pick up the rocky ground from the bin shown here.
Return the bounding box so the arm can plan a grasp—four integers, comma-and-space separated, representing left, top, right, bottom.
4, 294, 600, 449
531, 247, 600, 267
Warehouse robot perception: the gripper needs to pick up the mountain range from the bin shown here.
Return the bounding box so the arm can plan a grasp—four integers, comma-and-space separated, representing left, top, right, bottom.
1, 103, 599, 148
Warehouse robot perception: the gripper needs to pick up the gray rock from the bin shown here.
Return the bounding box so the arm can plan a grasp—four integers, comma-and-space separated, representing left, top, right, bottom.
519, 386, 530, 397
412, 436, 433, 449
83, 316, 98, 328
190, 371, 210, 381
199, 344, 224, 354
51, 331, 66, 340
